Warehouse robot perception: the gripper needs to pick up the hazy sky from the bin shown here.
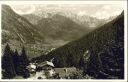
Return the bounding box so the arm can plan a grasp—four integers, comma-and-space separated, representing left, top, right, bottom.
10, 4, 124, 19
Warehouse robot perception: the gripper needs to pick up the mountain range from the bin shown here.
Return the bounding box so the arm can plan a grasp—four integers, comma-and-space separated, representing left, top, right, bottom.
23, 11, 112, 28
2, 5, 92, 45
1, 5, 95, 58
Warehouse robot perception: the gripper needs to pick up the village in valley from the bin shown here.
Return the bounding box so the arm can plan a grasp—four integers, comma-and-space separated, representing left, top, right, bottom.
27, 60, 78, 79
25, 51, 92, 79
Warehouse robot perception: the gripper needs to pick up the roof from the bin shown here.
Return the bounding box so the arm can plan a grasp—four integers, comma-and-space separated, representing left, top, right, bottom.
38, 61, 54, 67
30, 64, 36, 69
27, 63, 36, 69
54, 67, 77, 77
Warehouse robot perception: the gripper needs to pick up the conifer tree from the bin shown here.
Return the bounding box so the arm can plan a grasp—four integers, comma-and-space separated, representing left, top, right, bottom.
19, 46, 30, 78
2, 44, 16, 79
12, 49, 20, 75
21, 46, 29, 66
79, 55, 85, 69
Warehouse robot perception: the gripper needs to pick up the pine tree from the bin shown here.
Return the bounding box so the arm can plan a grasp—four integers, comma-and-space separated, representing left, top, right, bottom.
2, 44, 16, 79
79, 56, 85, 69
19, 46, 30, 78
12, 49, 20, 75
21, 46, 29, 66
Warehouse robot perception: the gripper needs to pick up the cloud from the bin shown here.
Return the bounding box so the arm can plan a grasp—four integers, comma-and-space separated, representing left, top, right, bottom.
91, 5, 123, 19
10, 5, 36, 15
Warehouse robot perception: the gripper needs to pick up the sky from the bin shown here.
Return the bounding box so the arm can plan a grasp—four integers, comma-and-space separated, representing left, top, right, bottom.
10, 4, 124, 19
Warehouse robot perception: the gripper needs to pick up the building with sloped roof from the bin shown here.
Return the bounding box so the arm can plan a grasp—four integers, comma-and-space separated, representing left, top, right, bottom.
36, 61, 55, 78
37, 61, 54, 71
54, 67, 77, 78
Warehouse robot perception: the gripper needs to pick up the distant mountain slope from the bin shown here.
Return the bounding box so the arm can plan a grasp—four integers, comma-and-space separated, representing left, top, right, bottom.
32, 11, 124, 79
35, 14, 91, 42
2, 5, 44, 44
63, 13, 107, 28
23, 12, 95, 45
26, 12, 109, 28
22, 14, 41, 25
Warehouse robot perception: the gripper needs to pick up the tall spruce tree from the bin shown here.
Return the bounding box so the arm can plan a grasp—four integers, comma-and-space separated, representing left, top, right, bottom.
12, 49, 20, 75
21, 46, 29, 66
19, 46, 30, 78
2, 44, 16, 79
79, 55, 85, 69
